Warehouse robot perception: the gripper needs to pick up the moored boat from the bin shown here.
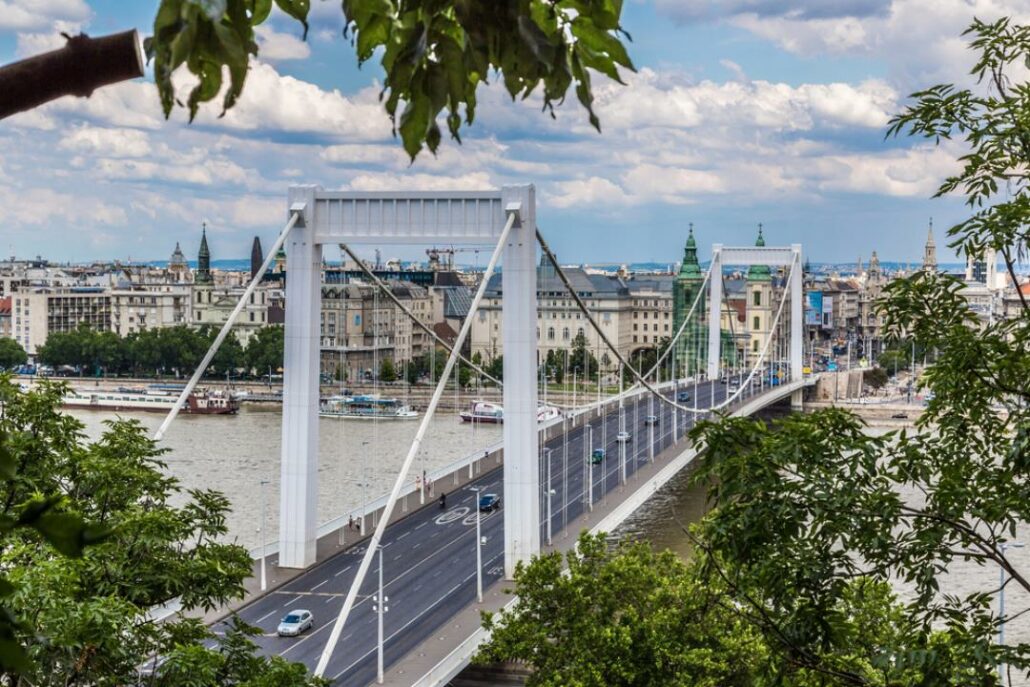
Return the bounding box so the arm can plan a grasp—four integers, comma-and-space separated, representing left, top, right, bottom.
460, 401, 562, 424
62, 388, 239, 414
319, 395, 419, 420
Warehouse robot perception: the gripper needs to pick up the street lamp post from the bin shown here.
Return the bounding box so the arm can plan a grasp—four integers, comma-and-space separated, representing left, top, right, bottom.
648, 395, 654, 463
259, 479, 269, 591
545, 448, 554, 545
998, 542, 1024, 681
373, 545, 389, 684
469, 486, 484, 602
587, 425, 594, 510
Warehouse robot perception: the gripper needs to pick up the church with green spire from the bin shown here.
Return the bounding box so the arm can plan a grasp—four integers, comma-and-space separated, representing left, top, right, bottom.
672, 225, 707, 375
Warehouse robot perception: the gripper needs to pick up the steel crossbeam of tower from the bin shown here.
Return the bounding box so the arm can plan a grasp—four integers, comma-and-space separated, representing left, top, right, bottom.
707, 243, 803, 407
279, 185, 539, 575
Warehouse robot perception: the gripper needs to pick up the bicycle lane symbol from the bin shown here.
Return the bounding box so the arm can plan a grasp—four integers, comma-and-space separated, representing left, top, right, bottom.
435, 506, 469, 526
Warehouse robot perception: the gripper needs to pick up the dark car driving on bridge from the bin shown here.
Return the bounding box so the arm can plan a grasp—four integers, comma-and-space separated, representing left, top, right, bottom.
590, 448, 606, 464
478, 493, 501, 511
676, 391, 691, 402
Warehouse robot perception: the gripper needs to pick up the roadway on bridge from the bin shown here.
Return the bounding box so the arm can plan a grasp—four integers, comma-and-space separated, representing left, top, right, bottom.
216, 378, 752, 684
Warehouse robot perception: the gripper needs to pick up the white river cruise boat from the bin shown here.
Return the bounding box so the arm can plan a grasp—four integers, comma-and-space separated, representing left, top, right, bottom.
62, 388, 239, 414
459, 400, 561, 424
319, 395, 419, 420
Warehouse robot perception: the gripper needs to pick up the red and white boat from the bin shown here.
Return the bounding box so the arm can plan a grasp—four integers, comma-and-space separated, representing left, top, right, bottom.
62, 388, 239, 414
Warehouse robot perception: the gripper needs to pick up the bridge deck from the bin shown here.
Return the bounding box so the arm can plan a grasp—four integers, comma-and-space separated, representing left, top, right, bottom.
213, 378, 809, 685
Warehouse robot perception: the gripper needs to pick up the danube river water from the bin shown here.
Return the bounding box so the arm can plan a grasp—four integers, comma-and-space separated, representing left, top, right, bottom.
67, 405, 502, 552
614, 423, 1030, 674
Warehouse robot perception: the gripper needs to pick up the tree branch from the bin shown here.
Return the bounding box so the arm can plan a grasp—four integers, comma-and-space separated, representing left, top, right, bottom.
0, 30, 143, 119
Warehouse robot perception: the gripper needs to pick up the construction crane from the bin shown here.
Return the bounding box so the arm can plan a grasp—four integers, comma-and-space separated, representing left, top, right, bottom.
425, 246, 484, 272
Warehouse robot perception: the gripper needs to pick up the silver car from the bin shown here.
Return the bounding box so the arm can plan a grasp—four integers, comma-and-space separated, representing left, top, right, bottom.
277, 609, 314, 637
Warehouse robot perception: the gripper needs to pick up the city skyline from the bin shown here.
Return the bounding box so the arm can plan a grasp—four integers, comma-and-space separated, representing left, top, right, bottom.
4, 1, 1027, 263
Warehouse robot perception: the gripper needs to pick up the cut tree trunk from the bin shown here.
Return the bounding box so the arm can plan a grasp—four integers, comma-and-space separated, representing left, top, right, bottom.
0, 30, 144, 120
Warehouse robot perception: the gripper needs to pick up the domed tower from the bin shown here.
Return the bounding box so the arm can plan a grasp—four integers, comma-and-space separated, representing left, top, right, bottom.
169, 241, 190, 283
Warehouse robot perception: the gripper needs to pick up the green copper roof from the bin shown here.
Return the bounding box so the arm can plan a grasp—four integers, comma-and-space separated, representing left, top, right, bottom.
677, 225, 702, 281
747, 225, 771, 281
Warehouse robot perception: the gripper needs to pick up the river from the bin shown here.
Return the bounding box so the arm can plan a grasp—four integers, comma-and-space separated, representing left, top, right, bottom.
67, 405, 502, 552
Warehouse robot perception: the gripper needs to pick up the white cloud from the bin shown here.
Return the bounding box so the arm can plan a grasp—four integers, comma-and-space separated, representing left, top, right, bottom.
593, 68, 896, 133
547, 177, 631, 208
189, 62, 392, 140
0, 0, 89, 31
720, 0, 1030, 88
59, 126, 151, 157
255, 25, 311, 61
654, 0, 892, 23
0, 186, 127, 226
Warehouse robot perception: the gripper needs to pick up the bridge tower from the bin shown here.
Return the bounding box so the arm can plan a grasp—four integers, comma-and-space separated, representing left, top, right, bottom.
707, 241, 803, 408
278, 185, 539, 573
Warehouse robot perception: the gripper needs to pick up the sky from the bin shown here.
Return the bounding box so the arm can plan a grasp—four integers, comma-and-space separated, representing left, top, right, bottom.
2, 0, 1029, 267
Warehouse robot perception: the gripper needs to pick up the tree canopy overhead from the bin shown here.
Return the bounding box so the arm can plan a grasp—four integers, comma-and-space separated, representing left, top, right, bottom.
146, 0, 635, 159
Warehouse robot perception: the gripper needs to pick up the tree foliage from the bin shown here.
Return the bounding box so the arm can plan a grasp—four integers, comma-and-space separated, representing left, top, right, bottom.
569, 331, 598, 381
0, 379, 322, 685
478, 532, 767, 686
0, 339, 27, 371
379, 356, 397, 382
244, 324, 284, 374
686, 18, 1030, 684
35, 325, 276, 377
863, 365, 888, 389
146, 0, 634, 159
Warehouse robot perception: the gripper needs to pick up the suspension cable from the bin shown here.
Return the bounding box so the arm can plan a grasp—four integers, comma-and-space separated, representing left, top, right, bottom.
338, 241, 502, 387
538, 228, 799, 415
154, 211, 300, 441
314, 209, 517, 678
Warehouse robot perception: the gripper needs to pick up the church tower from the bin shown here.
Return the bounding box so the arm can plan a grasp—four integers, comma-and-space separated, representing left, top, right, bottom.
922, 219, 937, 272
250, 236, 264, 281
745, 225, 773, 369
672, 225, 706, 374
196, 222, 213, 285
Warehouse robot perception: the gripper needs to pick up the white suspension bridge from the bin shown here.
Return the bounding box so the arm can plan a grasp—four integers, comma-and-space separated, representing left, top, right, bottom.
152, 184, 815, 686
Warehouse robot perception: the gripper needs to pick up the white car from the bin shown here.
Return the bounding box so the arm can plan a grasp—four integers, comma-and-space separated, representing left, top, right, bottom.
277, 609, 314, 637
616, 431, 631, 442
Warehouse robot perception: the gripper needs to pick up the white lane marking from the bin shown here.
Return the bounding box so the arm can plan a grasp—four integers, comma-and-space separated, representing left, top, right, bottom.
330, 552, 503, 681
281, 595, 302, 610
414, 522, 426, 531
277, 515, 495, 658
324, 595, 337, 605
312, 580, 328, 591
334, 565, 352, 578
396, 531, 410, 541
256, 609, 278, 624
435, 507, 469, 525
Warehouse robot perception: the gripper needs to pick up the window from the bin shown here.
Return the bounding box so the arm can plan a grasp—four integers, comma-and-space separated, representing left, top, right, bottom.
633, 324, 638, 331
752, 339, 759, 352
753, 316, 760, 331
547, 327, 555, 341
633, 335, 638, 343
753, 291, 761, 306
563, 328, 570, 340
